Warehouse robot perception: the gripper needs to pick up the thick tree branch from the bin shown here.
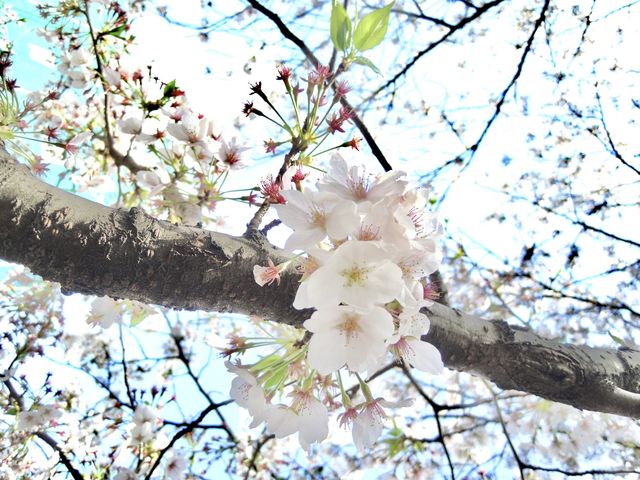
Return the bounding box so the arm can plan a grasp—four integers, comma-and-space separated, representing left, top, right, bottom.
2, 149, 640, 419
426, 302, 640, 418
0, 147, 310, 327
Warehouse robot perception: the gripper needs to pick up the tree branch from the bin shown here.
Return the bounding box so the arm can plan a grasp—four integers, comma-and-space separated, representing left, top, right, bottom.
2, 148, 640, 419
245, 0, 393, 172
368, 0, 506, 100
3, 379, 84, 480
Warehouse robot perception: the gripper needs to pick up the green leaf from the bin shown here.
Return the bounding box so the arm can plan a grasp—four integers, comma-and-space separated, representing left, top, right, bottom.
250, 353, 282, 372
127, 302, 155, 327
129, 310, 147, 327
263, 364, 288, 390
353, 56, 381, 75
353, 1, 394, 52
163, 79, 178, 97
609, 331, 627, 347
385, 425, 405, 457
330, 1, 352, 51
452, 245, 465, 260
100, 24, 127, 40
0, 128, 15, 141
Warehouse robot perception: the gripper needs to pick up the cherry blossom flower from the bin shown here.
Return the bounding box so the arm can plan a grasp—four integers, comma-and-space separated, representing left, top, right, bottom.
356, 199, 396, 241
64, 131, 92, 156
167, 111, 218, 146
135, 170, 167, 197
304, 305, 394, 374
31, 156, 49, 176
87, 295, 121, 328
164, 451, 188, 479
253, 258, 282, 286
103, 66, 121, 88
387, 188, 441, 251
318, 154, 406, 211
352, 398, 413, 452
16, 404, 61, 431
388, 310, 444, 374
225, 361, 272, 428
69, 48, 91, 66
163, 185, 202, 225
274, 190, 359, 251
293, 241, 403, 309
265, 390, 329, 451
391, 247, 441, 308
230, 155, 444, 451
131, 404, 158, 443
68, 68, 91, 89
217, 136, 249, 169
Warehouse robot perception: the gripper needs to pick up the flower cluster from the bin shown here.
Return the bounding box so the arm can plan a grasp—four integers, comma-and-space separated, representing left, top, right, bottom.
242, 64, 361, 206
24, 1, 255, 227
130, 404, 158, 444
281, 154, 443, 376
241, 154, 444, 451
16, 403, 62, 432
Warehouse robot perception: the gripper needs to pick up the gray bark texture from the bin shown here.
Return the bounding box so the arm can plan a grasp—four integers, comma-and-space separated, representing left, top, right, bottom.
1, 148, 639, 418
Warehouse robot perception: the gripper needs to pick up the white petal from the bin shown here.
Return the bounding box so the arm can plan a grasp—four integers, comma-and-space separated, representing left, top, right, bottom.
265, 407, 298, 439
325, 201, 359, 239
398, 310, 430, 337
304, 267, 343, 307
405, 338, 444, 374
117, 117, 142, 135
274, 200, 309, 230
378, 398, 414, 409
293, 280, 313, 310
166, 123, 189, 142
352, 409, 383, 453
307, 332, 347, 375
303, 307, 344, 333
298, 397, 328, 444
229, 376, 252, 407
135, 170, 162, 189
284, 227, 326, 251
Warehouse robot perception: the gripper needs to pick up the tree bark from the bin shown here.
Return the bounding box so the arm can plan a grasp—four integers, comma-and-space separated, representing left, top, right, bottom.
1, 148, 639, 418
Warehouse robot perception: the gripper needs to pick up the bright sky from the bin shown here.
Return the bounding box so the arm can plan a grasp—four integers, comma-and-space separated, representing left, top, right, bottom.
1, 0, 639, 476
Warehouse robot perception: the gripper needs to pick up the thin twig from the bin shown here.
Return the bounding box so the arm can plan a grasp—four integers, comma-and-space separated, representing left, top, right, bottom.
145, 403, 218, 480
483, 381, 525, 480
118, 325, 136, 407
244, 434, 275, 480
401, 365, 456, 480
368, 0, 505, 100
83, 1, 147, 173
